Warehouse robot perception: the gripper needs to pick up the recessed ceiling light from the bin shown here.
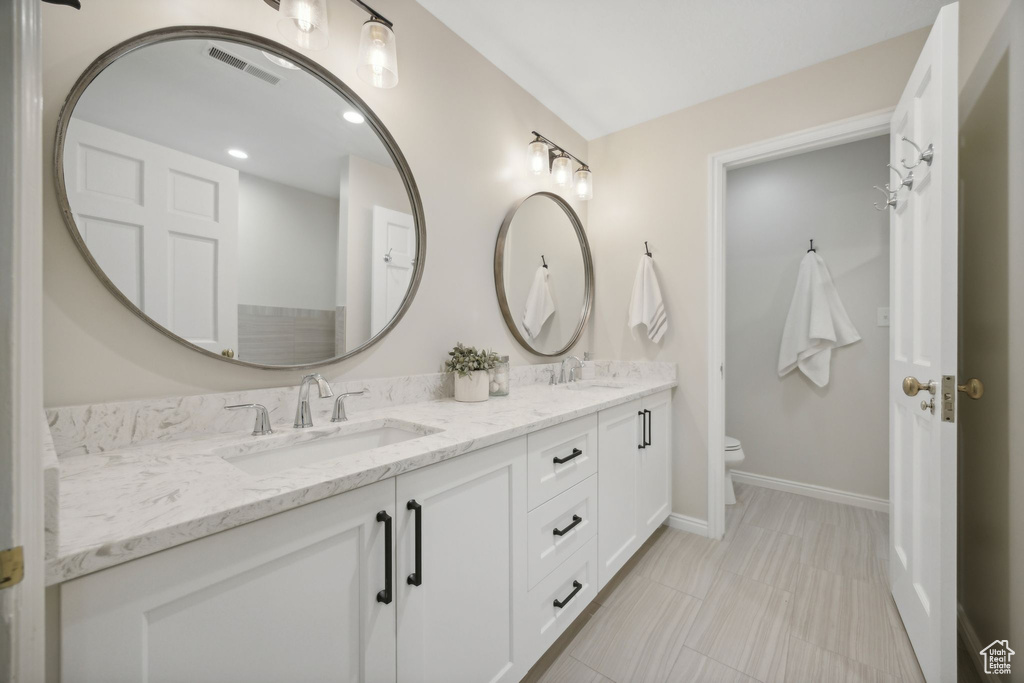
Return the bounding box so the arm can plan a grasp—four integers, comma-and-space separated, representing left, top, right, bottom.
262, 50, 300, 70
342, 110, 365, 124
227, 149, 249, 159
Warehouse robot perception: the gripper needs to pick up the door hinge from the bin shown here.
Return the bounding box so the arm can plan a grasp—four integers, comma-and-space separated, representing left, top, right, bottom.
0, 546, 24, 590
941, 375, 956, 423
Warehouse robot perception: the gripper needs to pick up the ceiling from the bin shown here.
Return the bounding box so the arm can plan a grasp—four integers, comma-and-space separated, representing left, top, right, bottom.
415, 0, 946, 140
73, 38, 396, 197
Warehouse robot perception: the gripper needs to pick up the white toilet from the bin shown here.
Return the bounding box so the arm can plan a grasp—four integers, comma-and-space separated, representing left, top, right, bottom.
724, 436, 745, 505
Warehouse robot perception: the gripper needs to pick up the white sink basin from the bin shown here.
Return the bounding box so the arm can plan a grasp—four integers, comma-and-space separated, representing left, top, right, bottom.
219, 420, 438, 476
560, 380, 629, 391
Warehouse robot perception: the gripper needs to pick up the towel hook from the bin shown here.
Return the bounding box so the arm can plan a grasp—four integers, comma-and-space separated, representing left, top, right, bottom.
873, 185, 897, 211
541, 255, 548, 269
900, 136, 934, 169
644, 241, 652, 257
807, 239, 816, 253
383, 247, 393, 263
887, 163, 914, 191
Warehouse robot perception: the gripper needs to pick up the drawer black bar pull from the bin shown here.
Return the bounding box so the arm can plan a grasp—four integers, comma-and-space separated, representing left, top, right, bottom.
638, 410, 646, 449
376, 510, 393, 604
553, 580, 583, 609
407, 499, 423, 586
644, 409, 652, 446
552, 515, 583, 537
553, 448, 583, 465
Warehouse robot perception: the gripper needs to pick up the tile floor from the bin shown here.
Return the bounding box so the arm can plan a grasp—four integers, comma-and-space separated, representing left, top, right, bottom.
524, 483, 933, 683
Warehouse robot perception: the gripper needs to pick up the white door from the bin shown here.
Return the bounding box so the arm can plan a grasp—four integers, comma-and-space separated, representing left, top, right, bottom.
63, 120, 239, 355
396, 438, 527, 683
888, 4, 958, 681
638, 391, 672, 539
61, 480, 397, 683
370, 206, 415, 336
597, 398, 642, 589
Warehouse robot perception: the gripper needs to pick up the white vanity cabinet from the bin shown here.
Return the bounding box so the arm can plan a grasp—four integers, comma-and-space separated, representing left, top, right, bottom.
56, 389, 673, 683
60, 479, 397, 683
395, 437, 528, 683
597, 390, 672, 589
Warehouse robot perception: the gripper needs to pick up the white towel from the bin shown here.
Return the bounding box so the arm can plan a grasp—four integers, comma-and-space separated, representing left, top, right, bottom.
777, 251, 861, 387
628, 255, 668, 343
522, 266, 555, 339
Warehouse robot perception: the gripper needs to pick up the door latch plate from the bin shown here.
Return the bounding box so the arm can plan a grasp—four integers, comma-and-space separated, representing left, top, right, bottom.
941, 375, 956, 423
0, 546, 24, 590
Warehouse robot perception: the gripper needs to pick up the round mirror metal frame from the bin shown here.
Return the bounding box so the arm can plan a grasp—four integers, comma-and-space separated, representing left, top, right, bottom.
493, 192, 594, 357
53, 26, 426, 370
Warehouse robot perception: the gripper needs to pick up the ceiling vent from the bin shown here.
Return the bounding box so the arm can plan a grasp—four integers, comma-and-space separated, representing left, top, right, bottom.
206, 45, 282, 86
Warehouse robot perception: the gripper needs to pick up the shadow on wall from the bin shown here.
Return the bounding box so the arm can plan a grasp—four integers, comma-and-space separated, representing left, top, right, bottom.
958, 4, 1019, 656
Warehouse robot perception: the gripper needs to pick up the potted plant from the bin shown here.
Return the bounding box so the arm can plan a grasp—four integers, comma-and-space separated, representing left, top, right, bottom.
445, 343, 499, 402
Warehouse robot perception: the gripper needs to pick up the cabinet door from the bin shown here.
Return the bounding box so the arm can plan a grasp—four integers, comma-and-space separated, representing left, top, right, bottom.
396, 438, 527, 683
638, 390, 672, 539
597, 398, 642, 589
61, 480, 396, 683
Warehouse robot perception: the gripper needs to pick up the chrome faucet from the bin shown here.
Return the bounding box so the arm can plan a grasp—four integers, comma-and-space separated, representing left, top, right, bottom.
332, 390, 368, 422
294, 374, 333, 428
559, 356, 583, 384
225, 403, 273, 436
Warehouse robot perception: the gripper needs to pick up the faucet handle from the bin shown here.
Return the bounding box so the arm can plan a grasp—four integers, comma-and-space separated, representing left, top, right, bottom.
332, 390, 368, 423
226, 404, 273, 436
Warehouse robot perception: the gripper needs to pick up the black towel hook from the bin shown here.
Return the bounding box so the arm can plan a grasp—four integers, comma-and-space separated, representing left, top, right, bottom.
644, 241, 652, 257
807, 239, 816, 253
541, 255, 548, 269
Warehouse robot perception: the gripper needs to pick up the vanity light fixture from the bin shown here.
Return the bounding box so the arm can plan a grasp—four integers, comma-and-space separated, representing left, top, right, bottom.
574, 166, 593, 201
551, 153, 573, 190
528, 136, 549, 176
276, 0, 330, 50
263, 0, 400, 89
342, 110, 366, 124
527, 131, 593, 200
227, 149, 249, 159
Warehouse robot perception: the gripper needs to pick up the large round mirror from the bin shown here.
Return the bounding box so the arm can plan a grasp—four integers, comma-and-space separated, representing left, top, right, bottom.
55, 27, 425, 369
494, 192, 593, 356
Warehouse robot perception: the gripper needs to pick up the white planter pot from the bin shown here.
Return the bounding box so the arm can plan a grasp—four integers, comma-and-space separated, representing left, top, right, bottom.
453, 371, 489, 402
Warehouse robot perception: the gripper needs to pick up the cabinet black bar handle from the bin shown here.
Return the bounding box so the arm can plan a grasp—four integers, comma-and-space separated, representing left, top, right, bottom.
376, 510, 392, 604
644, 409, 652, 447
552, 514, 583, 537
638, 410, 646, 449
407, 499, 422, 586
553, 448, 583, 465
553, 580, 583, 609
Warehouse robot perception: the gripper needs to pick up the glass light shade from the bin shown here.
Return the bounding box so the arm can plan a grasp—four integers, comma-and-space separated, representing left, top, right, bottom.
551, 154, 573, 190
574, 167, 593, 200
277, 0, 329, 50
528, 140, 549, 176
358, 19, 399, 89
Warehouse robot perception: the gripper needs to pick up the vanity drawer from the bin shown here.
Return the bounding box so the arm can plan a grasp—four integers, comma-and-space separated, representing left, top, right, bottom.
527, 414, 597, 509
527, 475, 597, 589
525, 537, 599, 662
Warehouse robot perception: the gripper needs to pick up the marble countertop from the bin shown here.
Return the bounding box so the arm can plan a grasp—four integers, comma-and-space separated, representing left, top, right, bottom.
48, 378, 675, 585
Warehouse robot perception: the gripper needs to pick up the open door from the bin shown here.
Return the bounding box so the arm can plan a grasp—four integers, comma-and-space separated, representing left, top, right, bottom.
888, 3, 958, 680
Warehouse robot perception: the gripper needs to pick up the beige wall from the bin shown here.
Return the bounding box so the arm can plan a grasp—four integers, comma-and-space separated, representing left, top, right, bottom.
587, 30, 928, 520
725, 137, 891, 500
41, 0, 588, 408
958, 0, 1023, 675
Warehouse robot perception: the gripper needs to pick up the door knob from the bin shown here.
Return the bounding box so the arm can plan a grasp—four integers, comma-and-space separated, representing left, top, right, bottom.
221, 348, 235, 358
957, 378, 984, 400
902, 376, 937, 396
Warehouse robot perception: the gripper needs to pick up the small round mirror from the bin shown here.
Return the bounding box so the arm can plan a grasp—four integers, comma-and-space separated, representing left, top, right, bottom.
494, 192, 593, 356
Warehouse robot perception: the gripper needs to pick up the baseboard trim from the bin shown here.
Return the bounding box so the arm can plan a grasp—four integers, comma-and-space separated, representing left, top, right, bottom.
663, 512, 709, 537
958, 603, 1000, 683
730, 470, 889, 513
